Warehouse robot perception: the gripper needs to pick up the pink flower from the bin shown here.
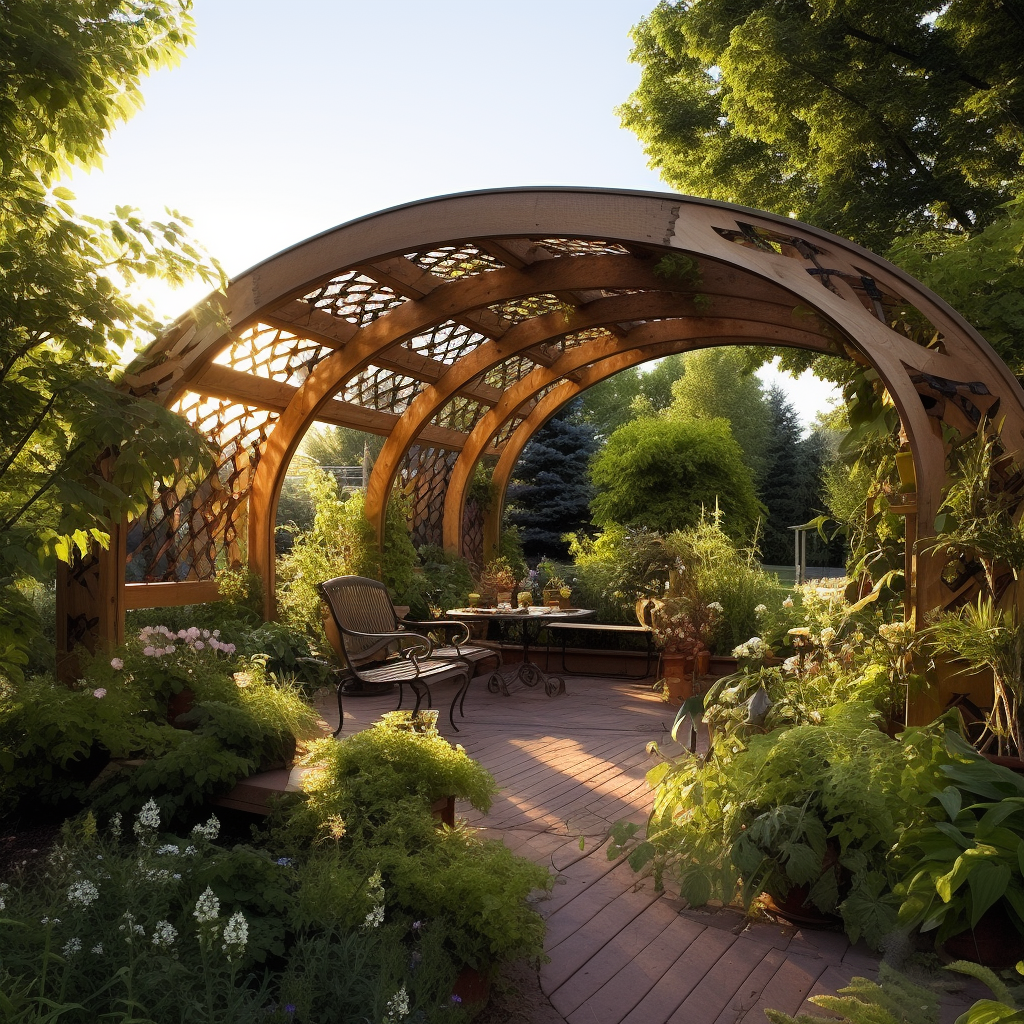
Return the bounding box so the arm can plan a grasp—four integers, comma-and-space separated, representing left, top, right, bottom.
143, 646, 157, 657
110, 658, 124, 671
194, 641, 204, 650
93, 689, 107, 699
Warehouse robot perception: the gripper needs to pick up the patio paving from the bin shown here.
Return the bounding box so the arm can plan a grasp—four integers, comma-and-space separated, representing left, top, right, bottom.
322, 668, 988, 1024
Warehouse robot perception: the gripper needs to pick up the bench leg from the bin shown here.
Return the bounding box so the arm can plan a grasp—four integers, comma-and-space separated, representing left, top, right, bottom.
332, 679, 345, 737
448, 668, 471, 732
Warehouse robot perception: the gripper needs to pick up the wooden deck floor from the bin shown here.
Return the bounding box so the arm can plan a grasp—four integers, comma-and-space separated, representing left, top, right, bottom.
325, 669, 986, 1024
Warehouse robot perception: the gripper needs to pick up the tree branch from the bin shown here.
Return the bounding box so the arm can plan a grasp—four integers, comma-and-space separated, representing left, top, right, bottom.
0, 389, 59, 480
839, 20, 992, 91
0, 438, 91, 534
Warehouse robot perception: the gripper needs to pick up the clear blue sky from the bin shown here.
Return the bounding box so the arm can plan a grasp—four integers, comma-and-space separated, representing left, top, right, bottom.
66, 0, 837, 427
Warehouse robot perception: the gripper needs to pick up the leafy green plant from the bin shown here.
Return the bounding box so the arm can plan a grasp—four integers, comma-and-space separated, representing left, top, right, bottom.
276, 470, 381, 652
928, 599, 1024, 758
613, 703, 949, 948
0, 807, 471, 1024
895, 731, 1024, 947
279, 721, 550, 973
766, 960, 1024, 1024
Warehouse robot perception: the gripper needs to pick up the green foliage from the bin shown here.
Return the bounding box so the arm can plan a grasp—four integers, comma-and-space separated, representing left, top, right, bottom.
279, 721, 549, 971
276, 469, 380, 652
0, 809, 470, 1024
506, 405, 599, 559
766, 961, 1024, 1024
890, 197, 1024, 375
1, 627, 320, 823
668, 348, 772, 486
290, 727, 497, 847
382, 489, 419, 602
0, 2, 225, 594
895, 731, 1024, 945
406, 545, 475, 617
665, 512, 786, 653
590, 415, 764, 539
621, 2, 1023, 254
621, 701, 950, 949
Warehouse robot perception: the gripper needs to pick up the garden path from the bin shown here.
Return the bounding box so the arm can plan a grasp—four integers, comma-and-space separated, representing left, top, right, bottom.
326, 672, 986, 1024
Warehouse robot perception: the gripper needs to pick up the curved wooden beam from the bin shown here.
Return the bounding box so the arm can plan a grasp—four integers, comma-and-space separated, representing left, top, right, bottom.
442, 318, 833, 553
363, 290, 828, 547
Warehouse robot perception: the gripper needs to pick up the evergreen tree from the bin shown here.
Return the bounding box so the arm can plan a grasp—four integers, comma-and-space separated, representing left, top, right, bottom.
759, 386, 807, 564
506, 406, 599, 559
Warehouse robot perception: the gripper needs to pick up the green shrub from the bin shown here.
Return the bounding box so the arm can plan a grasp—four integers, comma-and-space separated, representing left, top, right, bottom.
1, 626, 321, 824
0, 809, 470, 1024
276, 470, 380, 652
279, 722, 550, 972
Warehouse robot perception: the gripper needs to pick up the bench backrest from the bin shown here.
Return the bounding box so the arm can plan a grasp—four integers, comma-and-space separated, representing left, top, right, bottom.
318, 576, 401, 666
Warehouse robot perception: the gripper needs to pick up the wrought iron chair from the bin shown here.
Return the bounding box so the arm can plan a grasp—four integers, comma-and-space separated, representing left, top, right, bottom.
318, 576, 483, 734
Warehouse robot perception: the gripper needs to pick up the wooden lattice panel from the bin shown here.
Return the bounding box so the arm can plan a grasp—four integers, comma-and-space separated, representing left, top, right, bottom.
216, 323, 332, 384
125, 394, 275, 583
404, 243, 504, 279
536, 238, 631, 256
343, 365, 421, 413
403, 445, 458, 549
431, 396, 488, 433
404, 321, 489, 365
302, 270, 406, 325
481, 354, 536, 391
461, 498, 485, 570
488, 293, 565, 327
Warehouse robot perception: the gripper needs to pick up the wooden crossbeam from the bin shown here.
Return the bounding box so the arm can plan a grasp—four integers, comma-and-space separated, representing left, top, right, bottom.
191, 363, 496, 454
264, 303, 503, 405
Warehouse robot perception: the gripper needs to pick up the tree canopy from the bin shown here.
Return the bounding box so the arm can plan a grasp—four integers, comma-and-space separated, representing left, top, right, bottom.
620, 1, 1024, 255
0, 1, 222, 589
589, 415, 763, 538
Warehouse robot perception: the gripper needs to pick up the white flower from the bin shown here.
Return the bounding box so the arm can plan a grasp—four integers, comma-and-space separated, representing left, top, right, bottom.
118, 912, 145, 941
754, 604, 768, 616
221, 911, 248, 960
707, 601, 724, 614
62, 937, 82, 958
134, 799, 161, 837
819, 627, 837, 645
92, 688, 107, 699
109, 813, 122, 840
91, 943, 104, 955
155, 844, 180, 856
110, 658, 123, 670
363, 903, 385, 929
67, 880, 99, 906
41, 916, 60, 926
151, 920, 177, 948
783, 656, 801, 674
184, 845, 197, 857
191, 816, 220, 841
0, 897, 4, 911
193, 887, 220, 924
782, 596, 794, 608
385, 985, 410, 1022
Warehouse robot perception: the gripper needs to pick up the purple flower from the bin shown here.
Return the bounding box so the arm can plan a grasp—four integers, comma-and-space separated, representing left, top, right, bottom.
284, 1005, 296, 1018
451, 994, 462, 1004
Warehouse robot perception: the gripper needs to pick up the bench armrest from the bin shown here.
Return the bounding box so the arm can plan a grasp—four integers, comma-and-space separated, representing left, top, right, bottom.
402, 618, 472, 647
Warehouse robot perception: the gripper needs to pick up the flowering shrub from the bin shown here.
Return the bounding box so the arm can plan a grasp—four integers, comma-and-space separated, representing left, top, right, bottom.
0, 804, 473, 1023
652, 599, 721, 655
1, 626, 320, 823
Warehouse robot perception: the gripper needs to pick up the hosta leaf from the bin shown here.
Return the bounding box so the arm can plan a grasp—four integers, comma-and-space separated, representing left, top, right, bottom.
967, 863, 1011, 927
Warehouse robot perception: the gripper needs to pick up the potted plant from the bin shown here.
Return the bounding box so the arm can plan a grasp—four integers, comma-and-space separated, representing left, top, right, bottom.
480, 557, 519, 606
894, 730, 1024, 967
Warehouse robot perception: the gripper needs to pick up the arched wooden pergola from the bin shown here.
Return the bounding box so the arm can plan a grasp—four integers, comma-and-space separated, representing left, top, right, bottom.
57, 187, 1024, 720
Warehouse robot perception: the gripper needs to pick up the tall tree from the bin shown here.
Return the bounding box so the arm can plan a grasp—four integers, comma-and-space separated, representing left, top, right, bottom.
758, 386, 807, 563
0, 2, 222, 677
620, 1, 1024, 255
589, 414, 764, 539
668, 348, 772, 484
506, 406, 599, 559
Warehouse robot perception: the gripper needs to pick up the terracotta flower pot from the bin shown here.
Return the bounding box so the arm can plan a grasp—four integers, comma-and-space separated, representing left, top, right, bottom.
942, 904, 1024, 969
452, 965, 491, 1010
661, 652, 694, 705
